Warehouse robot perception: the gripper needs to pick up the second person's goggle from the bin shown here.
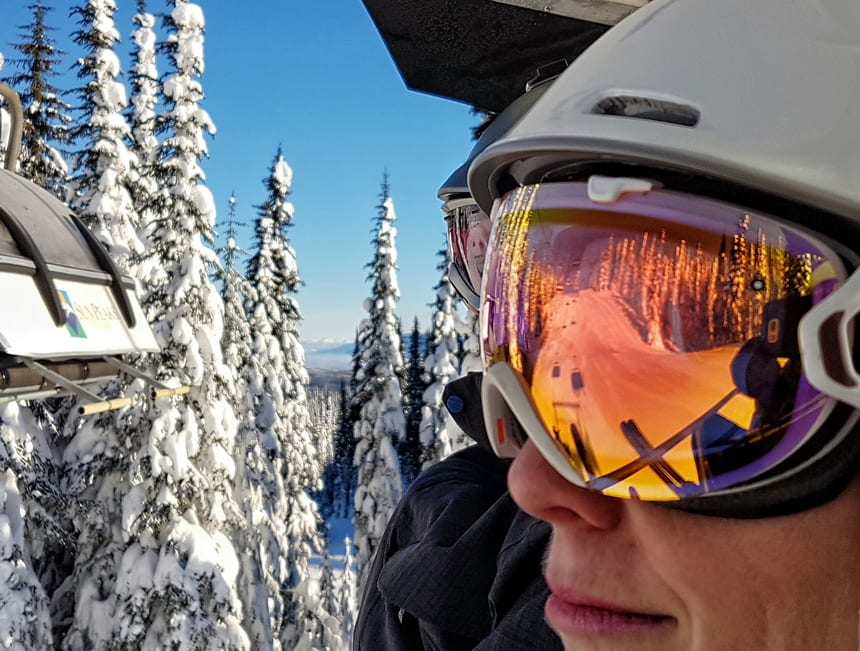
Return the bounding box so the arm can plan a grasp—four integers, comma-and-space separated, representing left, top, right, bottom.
445, 197, 492, 312
479, 177, 860, 516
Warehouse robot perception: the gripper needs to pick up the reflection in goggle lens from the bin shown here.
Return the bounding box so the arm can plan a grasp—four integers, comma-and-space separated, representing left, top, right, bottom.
482, 183, 844, 501
446, 202, 492, 311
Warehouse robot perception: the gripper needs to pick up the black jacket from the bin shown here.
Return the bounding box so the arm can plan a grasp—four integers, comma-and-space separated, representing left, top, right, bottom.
353, 374, 560, 650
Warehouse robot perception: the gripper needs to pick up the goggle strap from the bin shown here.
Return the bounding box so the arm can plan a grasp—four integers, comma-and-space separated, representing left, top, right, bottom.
800, 267, 860, 409
481, 362, 588, 488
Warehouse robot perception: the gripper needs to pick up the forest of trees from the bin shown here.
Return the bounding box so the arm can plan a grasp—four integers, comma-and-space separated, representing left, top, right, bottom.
0, 1, 479, 649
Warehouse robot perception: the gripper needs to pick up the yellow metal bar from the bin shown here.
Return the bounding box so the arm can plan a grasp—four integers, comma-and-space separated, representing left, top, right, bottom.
78, 397, 132, 416
151, 385, 190, 399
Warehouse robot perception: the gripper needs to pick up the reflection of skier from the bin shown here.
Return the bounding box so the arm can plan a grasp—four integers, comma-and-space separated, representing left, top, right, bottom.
464, 217, 491, 291
645, 285, 664, 348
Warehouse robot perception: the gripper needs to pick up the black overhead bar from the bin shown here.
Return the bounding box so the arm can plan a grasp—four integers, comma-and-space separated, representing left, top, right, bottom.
360, 0, 612, 112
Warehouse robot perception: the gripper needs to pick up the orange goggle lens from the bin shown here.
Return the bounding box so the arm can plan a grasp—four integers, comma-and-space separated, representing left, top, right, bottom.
481, 182, 846, 501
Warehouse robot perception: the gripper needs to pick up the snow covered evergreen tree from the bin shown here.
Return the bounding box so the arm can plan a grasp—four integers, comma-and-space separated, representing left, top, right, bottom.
106, 3, 250, 648
313, 552, 347, 651
0, 53, 71, 642
2, 1, 72, 198
126, 0, 160, 221
321, 381, 355, 519
55, 5, 163, 648
347, 331, 367, 440
400, 317, 426, 484
352, 176, 405, 594
245, 148, 331, 650
306, 386, 337, 474
0, 404, 59, 649
246, 147, 322, 490
216, 193, 251, 427
456, 308, 482, 376
67, 0, 143, 272
419, 248, 468, 468
336, 537, 357, 645
213, 195, 281, 649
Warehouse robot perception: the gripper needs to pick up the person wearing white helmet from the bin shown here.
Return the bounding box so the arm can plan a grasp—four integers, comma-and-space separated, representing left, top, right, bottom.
354, 71, 565, 651
464, 0, 860, 648
440, 66, 559, 313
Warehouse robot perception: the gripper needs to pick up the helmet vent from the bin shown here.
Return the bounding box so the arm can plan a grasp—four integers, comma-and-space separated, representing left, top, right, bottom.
592, 95, 700, 127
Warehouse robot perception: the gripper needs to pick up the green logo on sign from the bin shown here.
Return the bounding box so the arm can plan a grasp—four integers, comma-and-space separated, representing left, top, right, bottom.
57, 290, 87, 338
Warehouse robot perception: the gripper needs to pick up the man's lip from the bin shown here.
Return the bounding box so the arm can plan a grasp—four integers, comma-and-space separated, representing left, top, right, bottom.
545, 579, 675, 623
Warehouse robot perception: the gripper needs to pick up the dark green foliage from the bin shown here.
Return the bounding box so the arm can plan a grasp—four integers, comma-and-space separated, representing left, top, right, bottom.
400, 317, 427, 485
2, 2, 72, 198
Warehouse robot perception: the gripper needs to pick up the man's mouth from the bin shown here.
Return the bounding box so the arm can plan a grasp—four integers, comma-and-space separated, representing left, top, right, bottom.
545, 583, 676, 636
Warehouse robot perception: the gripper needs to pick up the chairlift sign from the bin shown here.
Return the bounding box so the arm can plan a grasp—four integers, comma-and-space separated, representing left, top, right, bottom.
0, 270, 158, 359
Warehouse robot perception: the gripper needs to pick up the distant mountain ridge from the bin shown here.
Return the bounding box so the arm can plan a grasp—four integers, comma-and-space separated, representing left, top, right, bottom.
304, 331, 431, 390
304, 340, 353, 371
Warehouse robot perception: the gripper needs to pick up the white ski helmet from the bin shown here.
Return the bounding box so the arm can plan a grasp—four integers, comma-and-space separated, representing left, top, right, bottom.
469, 0, 860, 222
468, 0, 860, 517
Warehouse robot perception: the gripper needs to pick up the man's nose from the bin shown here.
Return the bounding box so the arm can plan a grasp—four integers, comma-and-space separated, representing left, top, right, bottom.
508, 438, 624, 531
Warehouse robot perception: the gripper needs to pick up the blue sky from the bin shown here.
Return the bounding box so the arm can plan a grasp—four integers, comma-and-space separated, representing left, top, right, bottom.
1, 1, 476, 343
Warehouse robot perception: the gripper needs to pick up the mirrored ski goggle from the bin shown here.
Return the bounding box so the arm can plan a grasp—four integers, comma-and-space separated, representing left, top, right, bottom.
480, 180, 858, 507
445, 197, 492, 312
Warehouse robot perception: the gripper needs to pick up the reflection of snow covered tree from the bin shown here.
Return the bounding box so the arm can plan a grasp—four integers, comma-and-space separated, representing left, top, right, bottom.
595, 223, 815, 354
420, 248, 467, 468
1, 2, 72, 198
353, 176, 405, 595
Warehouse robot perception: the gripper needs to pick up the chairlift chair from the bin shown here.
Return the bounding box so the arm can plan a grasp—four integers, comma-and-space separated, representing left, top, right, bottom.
0, 83, 185, 415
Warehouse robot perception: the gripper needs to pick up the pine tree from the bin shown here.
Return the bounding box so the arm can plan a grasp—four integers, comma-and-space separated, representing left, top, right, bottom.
306, 386, 338, 474
400, 317, 426, 484
67, 0, 143, 272
336, 537, 358, 644
2, 2, 72, 198
110, 3, 250, 648
352, 175, 405, 594
57, 5, 162, 647
322, 381, 356, 519
217, 192, 250, 400
308, 385, 339, 519
126, 0, 160, 222
344, 330, 367, 508
419, 248, 468, 468
315, 552, 346, 651
454, 310, 478, 375
0, 404, 58, 649
245, 148, 331, 650
213, 195, 281, 649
